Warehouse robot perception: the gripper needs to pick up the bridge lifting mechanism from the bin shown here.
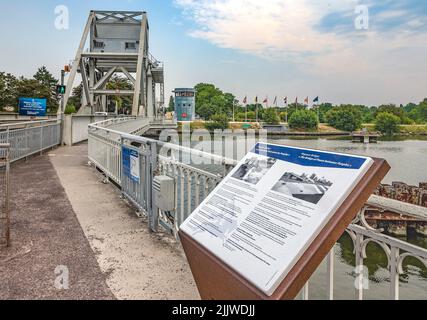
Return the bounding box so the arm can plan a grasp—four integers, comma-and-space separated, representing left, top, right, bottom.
62, 10, 165, 117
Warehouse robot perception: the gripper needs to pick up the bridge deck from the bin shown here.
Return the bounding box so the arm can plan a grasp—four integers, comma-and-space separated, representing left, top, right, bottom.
0, 144, 198, 299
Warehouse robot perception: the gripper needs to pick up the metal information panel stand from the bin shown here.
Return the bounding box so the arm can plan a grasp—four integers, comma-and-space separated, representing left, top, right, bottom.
179, 143, 390, 300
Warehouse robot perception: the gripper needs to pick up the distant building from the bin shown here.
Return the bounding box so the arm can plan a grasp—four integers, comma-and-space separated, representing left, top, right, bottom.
173, 88, 196, 121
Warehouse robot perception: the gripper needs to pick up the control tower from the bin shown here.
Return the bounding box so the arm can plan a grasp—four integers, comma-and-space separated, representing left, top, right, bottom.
62, 10, 164, 116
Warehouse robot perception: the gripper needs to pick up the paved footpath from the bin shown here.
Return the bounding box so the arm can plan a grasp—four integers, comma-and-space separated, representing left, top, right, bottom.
0, 143, 199, 300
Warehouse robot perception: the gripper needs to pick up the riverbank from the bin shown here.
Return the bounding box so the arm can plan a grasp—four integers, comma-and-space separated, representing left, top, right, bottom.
174, 121, 427, 137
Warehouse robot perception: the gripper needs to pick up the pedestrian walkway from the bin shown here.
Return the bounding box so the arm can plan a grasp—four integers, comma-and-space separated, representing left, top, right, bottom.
0, 143, 199, 300
0, 153, 114, 299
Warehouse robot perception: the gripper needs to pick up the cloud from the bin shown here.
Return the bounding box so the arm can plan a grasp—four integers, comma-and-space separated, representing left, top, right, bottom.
174, 0, 427, 70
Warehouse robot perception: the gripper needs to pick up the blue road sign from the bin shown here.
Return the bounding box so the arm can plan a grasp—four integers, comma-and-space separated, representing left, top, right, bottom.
18, 98, 47, 116
122, 146, 140, 183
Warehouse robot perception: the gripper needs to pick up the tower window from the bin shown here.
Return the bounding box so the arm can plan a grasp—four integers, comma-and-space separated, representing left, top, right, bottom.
125, 42, 136, 49
94, 41, 105, 48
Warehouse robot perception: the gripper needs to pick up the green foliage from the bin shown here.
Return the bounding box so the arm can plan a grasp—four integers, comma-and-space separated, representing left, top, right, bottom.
326, 105, 363, 131
375, 104, 413, 124
408, 99, 427, 124
33, 66, 59, 112
317, 103, 333, 123
194, 83, 235, 120
64, 104, 77, 115
262, 108, 280, 124
68, 84, 82, 111
279, 111, 288, 122
204, 113, 229, 131
106, 76, 133, 113
288, 110, 318, 130
375, 112, 401, 135
168, 95, 174, 112
0, 72, 18, 111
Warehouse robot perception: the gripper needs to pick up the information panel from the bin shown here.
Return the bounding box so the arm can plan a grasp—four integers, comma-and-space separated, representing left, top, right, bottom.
180, 143, 374, 296
18, 98, 47, 116
122, 146, 140, 183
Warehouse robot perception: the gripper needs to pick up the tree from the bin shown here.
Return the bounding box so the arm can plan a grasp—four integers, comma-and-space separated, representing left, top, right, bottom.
288, 110, 318, 130
408, 98, 427, 124
0, 72, 18, 111
33, 66, 58, 89
16, 78, 53, 110
33, 66, 59, 112
68, 84, 82, 111
375, 104, 412, 124
375, 112, 401, 135
106, 76, 133, 113
194, 83, 236, 119
262, 108, 280, 124
326, 105, 363, 131
167, 95, 174, 112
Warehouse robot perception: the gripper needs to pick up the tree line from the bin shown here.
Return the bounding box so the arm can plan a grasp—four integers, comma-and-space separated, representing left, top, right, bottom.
0, 66, 134, 114
167, 82, 427, 134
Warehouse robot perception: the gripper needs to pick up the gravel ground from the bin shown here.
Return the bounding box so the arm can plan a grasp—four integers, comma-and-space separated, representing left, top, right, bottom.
0, 154, 114, 300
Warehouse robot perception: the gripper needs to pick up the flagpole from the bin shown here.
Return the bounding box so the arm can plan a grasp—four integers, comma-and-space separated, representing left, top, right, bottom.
245, 96, 247, 123
286, 100, 288, 123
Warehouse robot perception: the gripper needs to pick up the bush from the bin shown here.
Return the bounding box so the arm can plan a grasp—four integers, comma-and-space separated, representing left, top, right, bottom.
288, 110, 318, 130
375, 112, 401, 135
326, 106, 363, 131
64, 104, 77, 114
204, 113, 229, 131
279, 112, 288, 122
262, 108, 280, 124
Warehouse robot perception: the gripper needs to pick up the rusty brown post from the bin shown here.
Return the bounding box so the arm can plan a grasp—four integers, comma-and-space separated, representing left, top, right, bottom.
0, 143, 10, 247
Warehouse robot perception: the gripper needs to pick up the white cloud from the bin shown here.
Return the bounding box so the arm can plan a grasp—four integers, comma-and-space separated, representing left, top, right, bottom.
174, 0, 427, 104
175, 0, 427, 65
176, 0, 351, 59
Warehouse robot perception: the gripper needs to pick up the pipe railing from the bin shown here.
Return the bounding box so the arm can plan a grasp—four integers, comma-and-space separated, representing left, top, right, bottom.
0, 143, 10, 247
0, 120, 61, 163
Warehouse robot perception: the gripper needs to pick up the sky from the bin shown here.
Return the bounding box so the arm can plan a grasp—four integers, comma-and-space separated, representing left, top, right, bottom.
0, 0, 426, 106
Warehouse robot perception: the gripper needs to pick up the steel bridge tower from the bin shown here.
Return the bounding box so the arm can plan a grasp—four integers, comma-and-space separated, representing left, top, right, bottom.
62, 10, 164, 116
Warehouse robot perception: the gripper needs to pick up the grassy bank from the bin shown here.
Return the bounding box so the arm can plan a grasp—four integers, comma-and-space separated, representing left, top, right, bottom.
177, 121, 427, 135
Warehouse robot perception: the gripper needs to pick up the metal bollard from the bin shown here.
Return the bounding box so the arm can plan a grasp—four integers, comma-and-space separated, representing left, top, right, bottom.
0, 143, 11, 247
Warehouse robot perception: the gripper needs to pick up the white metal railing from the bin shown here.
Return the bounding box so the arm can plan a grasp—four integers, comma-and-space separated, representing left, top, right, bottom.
87, 118, 427, 300
0, 120, 61, 163
0, 143, 11, 247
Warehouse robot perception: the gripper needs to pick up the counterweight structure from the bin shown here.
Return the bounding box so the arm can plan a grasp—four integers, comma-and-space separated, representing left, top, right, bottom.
62, 10, 164, 116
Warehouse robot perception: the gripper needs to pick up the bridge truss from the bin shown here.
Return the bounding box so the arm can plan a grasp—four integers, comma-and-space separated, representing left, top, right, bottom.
62, 10, 164, 117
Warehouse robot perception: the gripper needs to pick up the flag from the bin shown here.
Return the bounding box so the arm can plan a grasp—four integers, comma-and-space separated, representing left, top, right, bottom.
243, 96, 247, 104
255, 96, 258, 103
304, 96, 309, 105
313, 96, 319, 103
295, 97, 298, 104
284, 96, 287, 105
273, 96, 277, 106
263, 97, 268, 104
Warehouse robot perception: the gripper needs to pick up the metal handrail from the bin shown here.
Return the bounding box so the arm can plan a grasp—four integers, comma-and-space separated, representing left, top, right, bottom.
0, 119, 60, 130
89, 119, 238, 167
0, 143, 10, 247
